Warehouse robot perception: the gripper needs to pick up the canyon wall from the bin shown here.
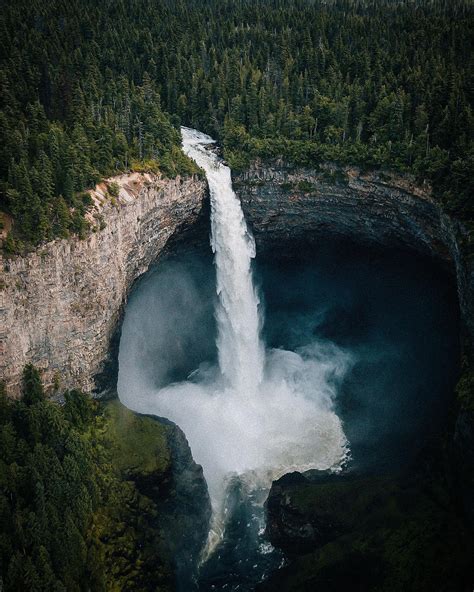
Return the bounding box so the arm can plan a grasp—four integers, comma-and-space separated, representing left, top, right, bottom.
235, 161, 474, 528
1, 173, 207, 397
3, 160, 474, 402
235, 162, 474, 340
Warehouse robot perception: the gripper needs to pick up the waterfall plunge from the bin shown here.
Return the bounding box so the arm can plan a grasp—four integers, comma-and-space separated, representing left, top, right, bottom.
118, 128, 350, 554
181, 128, 264, 396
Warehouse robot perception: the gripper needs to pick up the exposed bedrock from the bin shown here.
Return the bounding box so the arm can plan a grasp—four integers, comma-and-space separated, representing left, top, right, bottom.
3, 162, 473, 586
3, 162, 473, 400
234, 161, 474, 528
234, 162, 474, 340
1, 172, 207, 397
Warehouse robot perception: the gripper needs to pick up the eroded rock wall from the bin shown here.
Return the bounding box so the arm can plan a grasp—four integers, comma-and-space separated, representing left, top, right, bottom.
235, 162, 474, 339
234, 161, 474, 530
1, 173, 206, 397
3, 161, 474, 400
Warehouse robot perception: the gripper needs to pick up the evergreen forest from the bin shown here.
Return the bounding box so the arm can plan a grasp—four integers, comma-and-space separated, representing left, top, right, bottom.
0, 367, 183, 592
0, 0, 473, 250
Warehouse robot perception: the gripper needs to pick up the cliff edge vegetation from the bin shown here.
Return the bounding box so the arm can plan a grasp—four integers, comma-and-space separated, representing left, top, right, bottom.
260, 468, 474, 592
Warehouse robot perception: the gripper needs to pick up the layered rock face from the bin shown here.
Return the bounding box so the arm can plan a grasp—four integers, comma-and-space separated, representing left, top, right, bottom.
3, 161, 473, 400
234, 161, 474, 541
1, 173, 206, 397
235, 162, 474, 528
235, 162, 474, 338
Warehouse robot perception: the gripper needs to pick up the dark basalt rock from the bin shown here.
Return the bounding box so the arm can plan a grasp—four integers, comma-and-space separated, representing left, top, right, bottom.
234, 162, 474, 335
262, 464, 474, 592
234, 162, 474, 589
142, 419, 212, 588
235, 162, 474, 529
265, 472, 343, 555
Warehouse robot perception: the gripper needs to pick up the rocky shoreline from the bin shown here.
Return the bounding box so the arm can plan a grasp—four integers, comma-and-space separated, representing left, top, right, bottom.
259, 462, 473, 591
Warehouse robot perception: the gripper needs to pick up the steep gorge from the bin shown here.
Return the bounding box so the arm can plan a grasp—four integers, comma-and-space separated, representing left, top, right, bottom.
2, 162, 473, 531
4, 163, 474, 399
234, 163, 474, 529
1, 173, 207, 397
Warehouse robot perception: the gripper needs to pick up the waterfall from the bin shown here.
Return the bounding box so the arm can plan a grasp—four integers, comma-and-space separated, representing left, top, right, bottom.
117, 127, 350, 564
181, 127, 264, 395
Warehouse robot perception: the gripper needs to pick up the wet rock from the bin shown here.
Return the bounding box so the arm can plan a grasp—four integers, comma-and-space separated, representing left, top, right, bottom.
453, 408, 474, 526
2, 160, 474, 531
262, 468, 474, 592
266, 472, 354, 554
164, 421, 213, 577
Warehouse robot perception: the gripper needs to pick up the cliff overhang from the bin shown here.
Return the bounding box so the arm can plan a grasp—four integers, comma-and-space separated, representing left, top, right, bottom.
234, 161, 473, 339
3, 161, 473, 397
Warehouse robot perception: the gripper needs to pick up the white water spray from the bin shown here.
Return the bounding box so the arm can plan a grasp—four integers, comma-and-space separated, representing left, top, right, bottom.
118, 128, 350, 557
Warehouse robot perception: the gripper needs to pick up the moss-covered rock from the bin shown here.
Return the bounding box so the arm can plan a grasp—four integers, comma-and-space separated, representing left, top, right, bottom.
105, 400, 172, 476
261, 466, 474, 592
92, 401, 211, 591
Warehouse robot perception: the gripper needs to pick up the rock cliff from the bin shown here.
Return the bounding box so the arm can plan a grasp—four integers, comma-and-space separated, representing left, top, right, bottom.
1, 172, 207, 397
234, 161, 474, 529
3, 161, 474, 394
3, 160, 473, 588
234, 162, 474, 340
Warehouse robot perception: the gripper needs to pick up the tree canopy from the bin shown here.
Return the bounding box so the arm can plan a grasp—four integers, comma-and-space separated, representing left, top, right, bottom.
0, 0, 473, 249
0, 370, 177, 591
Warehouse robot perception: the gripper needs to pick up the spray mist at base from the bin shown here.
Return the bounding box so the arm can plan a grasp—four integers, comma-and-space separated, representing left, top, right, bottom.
119, 340, 351, 559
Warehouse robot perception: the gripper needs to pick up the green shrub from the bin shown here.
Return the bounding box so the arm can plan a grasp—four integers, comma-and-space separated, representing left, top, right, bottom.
107, 182, 120, 198
297, 179, 314, 192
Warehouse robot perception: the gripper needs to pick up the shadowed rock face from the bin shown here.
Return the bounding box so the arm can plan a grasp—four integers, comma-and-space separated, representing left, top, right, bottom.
236, 164, 447, 258
234, 162, 474, 340
261, 468, 474, 592
2, 163, 472, 588
1, 173, 207, 397
234, 161, 474, 536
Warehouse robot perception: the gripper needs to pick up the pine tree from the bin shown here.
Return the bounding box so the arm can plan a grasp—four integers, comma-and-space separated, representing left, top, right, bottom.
22, 365, 44, 405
